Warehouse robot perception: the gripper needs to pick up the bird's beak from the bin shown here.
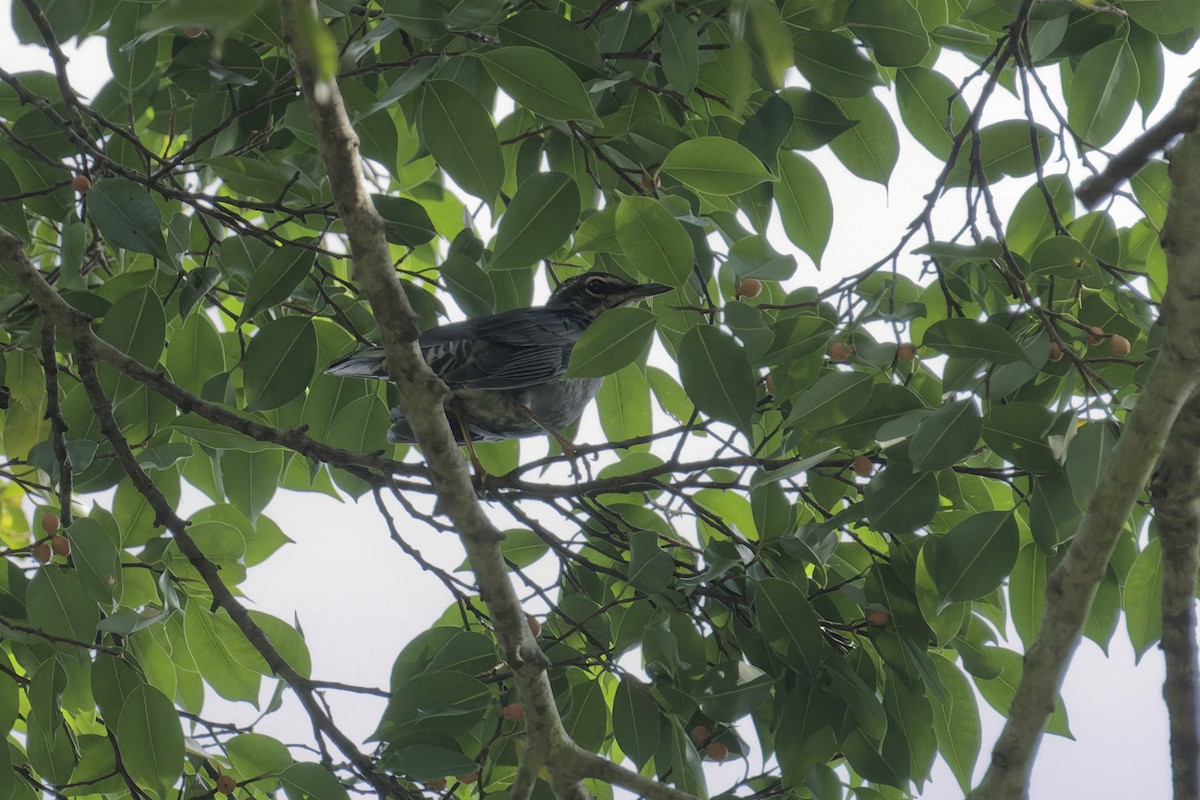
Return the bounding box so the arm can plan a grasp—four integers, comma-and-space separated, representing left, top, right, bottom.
617, 282, 672, 305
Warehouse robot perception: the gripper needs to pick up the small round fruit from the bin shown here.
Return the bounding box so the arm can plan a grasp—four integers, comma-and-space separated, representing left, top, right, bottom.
71, 175, 91, 193
737, 278, 763, 298
216, 774, 237, 794
689, 724, 711, 747
182, 25, 204, 37
1109, 334, 1131, 357
897, 342, 917, 361
705, 741, 729, 761
1048, 341, 1063, 362
829, 342, 853, 362
865, 609, 891, 627
32, 542, 53, 564
1085, 326, 1104, 346
424, 779, 447, 792
458, 772, 479, 785
50, 534, 71, 557
502, 702, 524, 721
853, 455, 873, 477
526, 615, 542, 637
40, 512, 60, 534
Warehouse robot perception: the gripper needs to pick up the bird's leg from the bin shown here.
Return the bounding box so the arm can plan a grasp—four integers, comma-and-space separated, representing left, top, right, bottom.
509, 400, 591, 481
448, 398, 489, 487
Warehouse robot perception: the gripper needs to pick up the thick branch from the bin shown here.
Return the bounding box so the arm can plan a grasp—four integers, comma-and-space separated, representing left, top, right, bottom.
276, 4, 655, 800
970, 123, 1200, 800
1151, 394, 1200, 800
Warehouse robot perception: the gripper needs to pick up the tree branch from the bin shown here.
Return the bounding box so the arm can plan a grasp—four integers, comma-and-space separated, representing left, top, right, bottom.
1151, 394, 1200, 800
970, 119, 1200, 800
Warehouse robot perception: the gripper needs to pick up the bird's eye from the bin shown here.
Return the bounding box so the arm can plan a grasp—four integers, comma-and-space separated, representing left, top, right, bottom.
585, 277, 607, 294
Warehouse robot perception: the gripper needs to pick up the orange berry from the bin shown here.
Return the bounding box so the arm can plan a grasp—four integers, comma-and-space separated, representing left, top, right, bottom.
1109, 334, 1131, 357
828, 342, 853, 362
40, 512, 60, 534
1085, 326, 1104, 346
1048, 341, 1063, 362
689, 724, 711, 746
502, 702, 524, 721
737, 278, 763, 298
526, 615, 541, 637
216, 774, 237, 794
71, 175, 91, 193
897, 342, 917, 361
853, 455, 873, 477
705, 741, 729, 761
866, 609, 891, 627
424, 779, 447, 792
50, 534, 70, 556
458, 772, 478, 785
765, 373, 775, 395
182, 26, 203, 38
32, 542, 53, 564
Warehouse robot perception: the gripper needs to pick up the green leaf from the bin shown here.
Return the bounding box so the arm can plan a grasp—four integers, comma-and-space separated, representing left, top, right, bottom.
661, 137, 775, 196
87, 178, 172, 263
780, 87, 856, 150
973, 120, 1055, 181
98, 286, 166, 368
627, 530, 673, 593
922, 318, 1029, 364
910, 398, 982, 471
240, 247, 316, 323
26, 565, 99, 644
786, 371, 873, 430
1068, 40, 1140, 148
68, 518, 122, 610
374, 671, 494, 740
793, 30, 881, 97
115, 685, 184, 797
280, 763, 350, 800
373, 195, 436, 248
613, 679, 660, 768
726, 235, 797, 281
418, 81, 504, 202
597, 362, 652, 444
661, 13, 699, 96
695, 661, 773, 722
243, 316, 317, 411
929, 654, 980, 794
565, 306, 656, 378
844, 0, 931, 67
387, 745, 476, 782
615, 195, 694, 287
1123, 0, 1200, 34
1065, 421, 1117, 509
227, 733, 293, 781
223, 448, 283, 523
829, 93, 900, 185
677, 324, 757, 435
973, 646, 1072, 738
982, 403, 1060, 473
774, 151, 833, 266
481, 46, 598, 121
170, 413, 281, 453
492, 172, 580, 270
1125, 536, 1163, 660
754, 577, 827, 675
896, 67, 970, 158
497, 10, 603, 79
928, 511, 1020, 604
864, 464, 939, 534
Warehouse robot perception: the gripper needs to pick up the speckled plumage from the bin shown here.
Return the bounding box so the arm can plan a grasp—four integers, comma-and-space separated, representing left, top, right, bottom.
326, 272, 670, 443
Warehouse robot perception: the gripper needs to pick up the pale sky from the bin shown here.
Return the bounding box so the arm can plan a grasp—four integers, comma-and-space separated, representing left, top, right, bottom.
0, 4, 1184, 797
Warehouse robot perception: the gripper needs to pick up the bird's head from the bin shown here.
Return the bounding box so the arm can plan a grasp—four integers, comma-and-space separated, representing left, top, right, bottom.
547, 272, 671, 318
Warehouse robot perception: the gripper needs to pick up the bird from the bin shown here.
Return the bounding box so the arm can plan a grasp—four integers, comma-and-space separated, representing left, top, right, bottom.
326, 271, 671, 454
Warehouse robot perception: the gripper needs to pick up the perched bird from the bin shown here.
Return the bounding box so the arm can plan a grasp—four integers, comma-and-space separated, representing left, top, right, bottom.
326, 272, 670, 448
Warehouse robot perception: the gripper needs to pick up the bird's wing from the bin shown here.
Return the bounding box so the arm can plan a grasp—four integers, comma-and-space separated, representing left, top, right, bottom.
421, 308, 585, 390
325, 346, 388, 379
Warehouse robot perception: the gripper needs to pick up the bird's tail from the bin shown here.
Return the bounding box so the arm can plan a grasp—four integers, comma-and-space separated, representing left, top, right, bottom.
325, 346, 389, 379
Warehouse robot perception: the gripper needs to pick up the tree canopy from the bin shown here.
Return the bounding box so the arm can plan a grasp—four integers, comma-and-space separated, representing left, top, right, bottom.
1, 0, 1199, 799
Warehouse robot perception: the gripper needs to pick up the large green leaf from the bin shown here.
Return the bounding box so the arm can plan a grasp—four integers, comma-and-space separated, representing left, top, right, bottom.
418, 81, 504, 202
87, 179, 174, 263
243, 316, 317, 411
115, 685, 184, 797
565, 306, 656, 378
909, 398, 982, 471
774, 151, 833, 267
98, 286, 167, 367
830, 93, 900, 185
615, 195, 694, 287
492, 172, 580, 270
754, 578, 827, 675
694, 661, 773, 722
661, 12, 699, 96
844, 0, 930, 67
1068, 39, 1139, 147
921, 318, 1028, 364
612, 679, 660, 768
896, 67, 970, 158
793, 31, 881, 97
481, 46, 598, 122
239, 246, 316, 323
1124, 537, 1163, 661
927, 511, 1020, 604
661, 137, 775, 196
677, 324, 757, 435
